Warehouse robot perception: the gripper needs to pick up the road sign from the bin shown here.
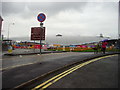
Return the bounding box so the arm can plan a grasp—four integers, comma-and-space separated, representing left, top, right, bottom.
31, 27, 45, 40
37, 13, 46, 22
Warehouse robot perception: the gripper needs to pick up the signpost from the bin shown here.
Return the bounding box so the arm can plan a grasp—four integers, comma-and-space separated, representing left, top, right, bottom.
31, 27, 45, 40
31, 13, 46, 54
37, 13, 46, 54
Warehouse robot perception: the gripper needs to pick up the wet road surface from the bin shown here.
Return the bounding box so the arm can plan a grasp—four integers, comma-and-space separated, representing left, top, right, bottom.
31, 55, 118, 89
2, 52, 118, 89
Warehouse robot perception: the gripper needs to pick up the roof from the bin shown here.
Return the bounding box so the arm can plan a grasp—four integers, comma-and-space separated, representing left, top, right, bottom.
0, 16, 3, 21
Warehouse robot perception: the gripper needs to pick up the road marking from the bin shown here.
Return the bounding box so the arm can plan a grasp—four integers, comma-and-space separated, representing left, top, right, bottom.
32, 54, 117, 90
33, 62, 83, 89
1, 52, 84, 71
1, 61, 41, 71
2, 52, 65, 61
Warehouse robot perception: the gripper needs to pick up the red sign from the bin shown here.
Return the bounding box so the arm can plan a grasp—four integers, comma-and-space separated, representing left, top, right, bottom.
31, 27, 45, 40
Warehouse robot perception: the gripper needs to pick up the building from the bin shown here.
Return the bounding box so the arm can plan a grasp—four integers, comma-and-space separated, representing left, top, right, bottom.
0, 16, 3, 52
0, 16, 3, 37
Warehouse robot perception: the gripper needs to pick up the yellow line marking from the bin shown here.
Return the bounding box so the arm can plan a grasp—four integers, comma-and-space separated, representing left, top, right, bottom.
41, 83, 52, 89
40, 66, 83, 90
40, 64, 88, 90
32, 54, 117, 90
32, 63, 83, 89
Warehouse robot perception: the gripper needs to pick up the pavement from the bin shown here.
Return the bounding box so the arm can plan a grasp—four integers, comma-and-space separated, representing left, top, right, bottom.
3, 49, 67, 56
3, 48, 120, 56
2, 51, 119, 89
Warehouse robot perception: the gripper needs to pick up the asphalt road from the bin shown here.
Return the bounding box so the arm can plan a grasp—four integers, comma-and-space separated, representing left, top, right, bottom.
2, 52, 119, 89
31, 55, 118, 89
2, 52, 94, 70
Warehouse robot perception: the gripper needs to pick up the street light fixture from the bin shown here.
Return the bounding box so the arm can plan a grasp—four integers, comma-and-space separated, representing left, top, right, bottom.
8, 23, 15, 40
56, 33, 62, 44
56, 34, 62, 37
100, 33, 103, 38
98, 33, 110, 42
56, 34, 62, 51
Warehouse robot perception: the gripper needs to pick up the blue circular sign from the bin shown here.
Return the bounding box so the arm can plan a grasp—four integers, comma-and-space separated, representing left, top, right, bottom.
37, 13, 46, 22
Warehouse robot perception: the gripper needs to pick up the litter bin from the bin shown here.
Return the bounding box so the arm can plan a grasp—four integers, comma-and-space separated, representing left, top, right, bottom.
8, 45, 12, 53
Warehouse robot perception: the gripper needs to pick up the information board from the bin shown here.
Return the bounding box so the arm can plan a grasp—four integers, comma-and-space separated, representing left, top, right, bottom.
31, 27, 45, 40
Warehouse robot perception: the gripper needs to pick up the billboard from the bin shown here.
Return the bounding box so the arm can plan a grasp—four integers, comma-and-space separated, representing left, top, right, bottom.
31, 27, 45, 40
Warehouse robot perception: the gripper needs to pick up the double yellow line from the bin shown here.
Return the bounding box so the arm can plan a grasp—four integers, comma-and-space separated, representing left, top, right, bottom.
32, 54, 117, 90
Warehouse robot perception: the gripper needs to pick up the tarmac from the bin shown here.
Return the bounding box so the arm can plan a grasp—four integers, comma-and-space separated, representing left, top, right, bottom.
2, 49, 120, 89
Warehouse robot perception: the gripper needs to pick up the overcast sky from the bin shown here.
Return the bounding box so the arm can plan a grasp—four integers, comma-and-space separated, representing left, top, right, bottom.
1, 0, 119, 44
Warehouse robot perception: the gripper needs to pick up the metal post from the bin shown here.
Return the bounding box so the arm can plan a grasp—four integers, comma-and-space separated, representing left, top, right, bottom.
40, 22, 43, 54
2, 35, 4, 41
40, 39, 42, 54
56, 34, 62, 51
34, 40, 35, 53
8, 24, 10, 40
8, 23, 14, 40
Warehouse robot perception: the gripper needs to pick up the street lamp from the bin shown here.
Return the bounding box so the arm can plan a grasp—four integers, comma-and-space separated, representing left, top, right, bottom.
98, 33, 110, 41
56, 34, 62, 37
56, 33, 62, 44
100, 33, 103, 38
96, 33, 103, 42
56, 34, 62, 51
8, 23, 15, 40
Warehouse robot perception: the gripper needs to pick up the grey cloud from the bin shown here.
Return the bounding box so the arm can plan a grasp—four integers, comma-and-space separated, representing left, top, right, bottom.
2, 2, 118, 39
2, 2, 87, 19
2, 2, 26, 16
27, 2, 86, 14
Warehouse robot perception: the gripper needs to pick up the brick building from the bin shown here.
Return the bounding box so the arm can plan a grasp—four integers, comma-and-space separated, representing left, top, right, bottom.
0, 16, 3, 37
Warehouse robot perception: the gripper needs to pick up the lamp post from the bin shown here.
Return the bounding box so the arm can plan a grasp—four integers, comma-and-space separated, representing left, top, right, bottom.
56, 34, 62, 51
8, 23, 14, 40
98, 33, 110, 41
96, 33, 103, 42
